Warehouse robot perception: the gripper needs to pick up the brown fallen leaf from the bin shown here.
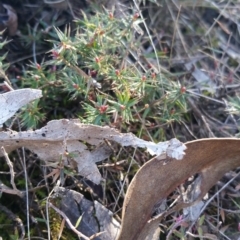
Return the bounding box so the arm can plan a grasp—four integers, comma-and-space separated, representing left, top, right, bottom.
117, 138, 240, 240
0, 119, 185, 184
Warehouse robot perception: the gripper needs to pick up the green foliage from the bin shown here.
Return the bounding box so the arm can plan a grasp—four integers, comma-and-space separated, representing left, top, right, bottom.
17, 8, 188, 133
20, 99, 46, 129
0, 212, 18, 240
227, 96, 240, 115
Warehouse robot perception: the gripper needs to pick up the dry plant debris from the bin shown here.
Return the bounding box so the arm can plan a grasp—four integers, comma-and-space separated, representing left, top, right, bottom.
0, 88, 186, 184
1, 0, 240, 239
0, 117, 186, 184
118, 138, 240, 240
0, 86, 188, 238
53, 187, 121, 240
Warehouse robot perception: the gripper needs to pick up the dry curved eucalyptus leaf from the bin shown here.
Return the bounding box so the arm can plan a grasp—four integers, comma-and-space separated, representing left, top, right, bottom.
117, 138, 240, 240
0, 119, 186, 184
0, 4, 18, 36
0, 89, 42, 127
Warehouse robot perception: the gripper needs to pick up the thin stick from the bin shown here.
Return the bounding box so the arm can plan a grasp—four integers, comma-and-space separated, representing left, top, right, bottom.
0, 203, 25, 240
0, 181, 23, 197
3, 81, 14, 91
22, 146, 31, 240
185, 171, 240, 238
48, 202, 90, 240
0, 146, 20, 194
113, 148, 137, 212
133, 0, 161, 73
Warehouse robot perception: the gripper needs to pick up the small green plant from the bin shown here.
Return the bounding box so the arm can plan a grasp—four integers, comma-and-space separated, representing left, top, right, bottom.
227, 96, 240, 115
17, 8, 188, 138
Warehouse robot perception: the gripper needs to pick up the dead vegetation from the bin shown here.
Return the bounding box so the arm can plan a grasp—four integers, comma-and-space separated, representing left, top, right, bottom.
1, 0, 240, 239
